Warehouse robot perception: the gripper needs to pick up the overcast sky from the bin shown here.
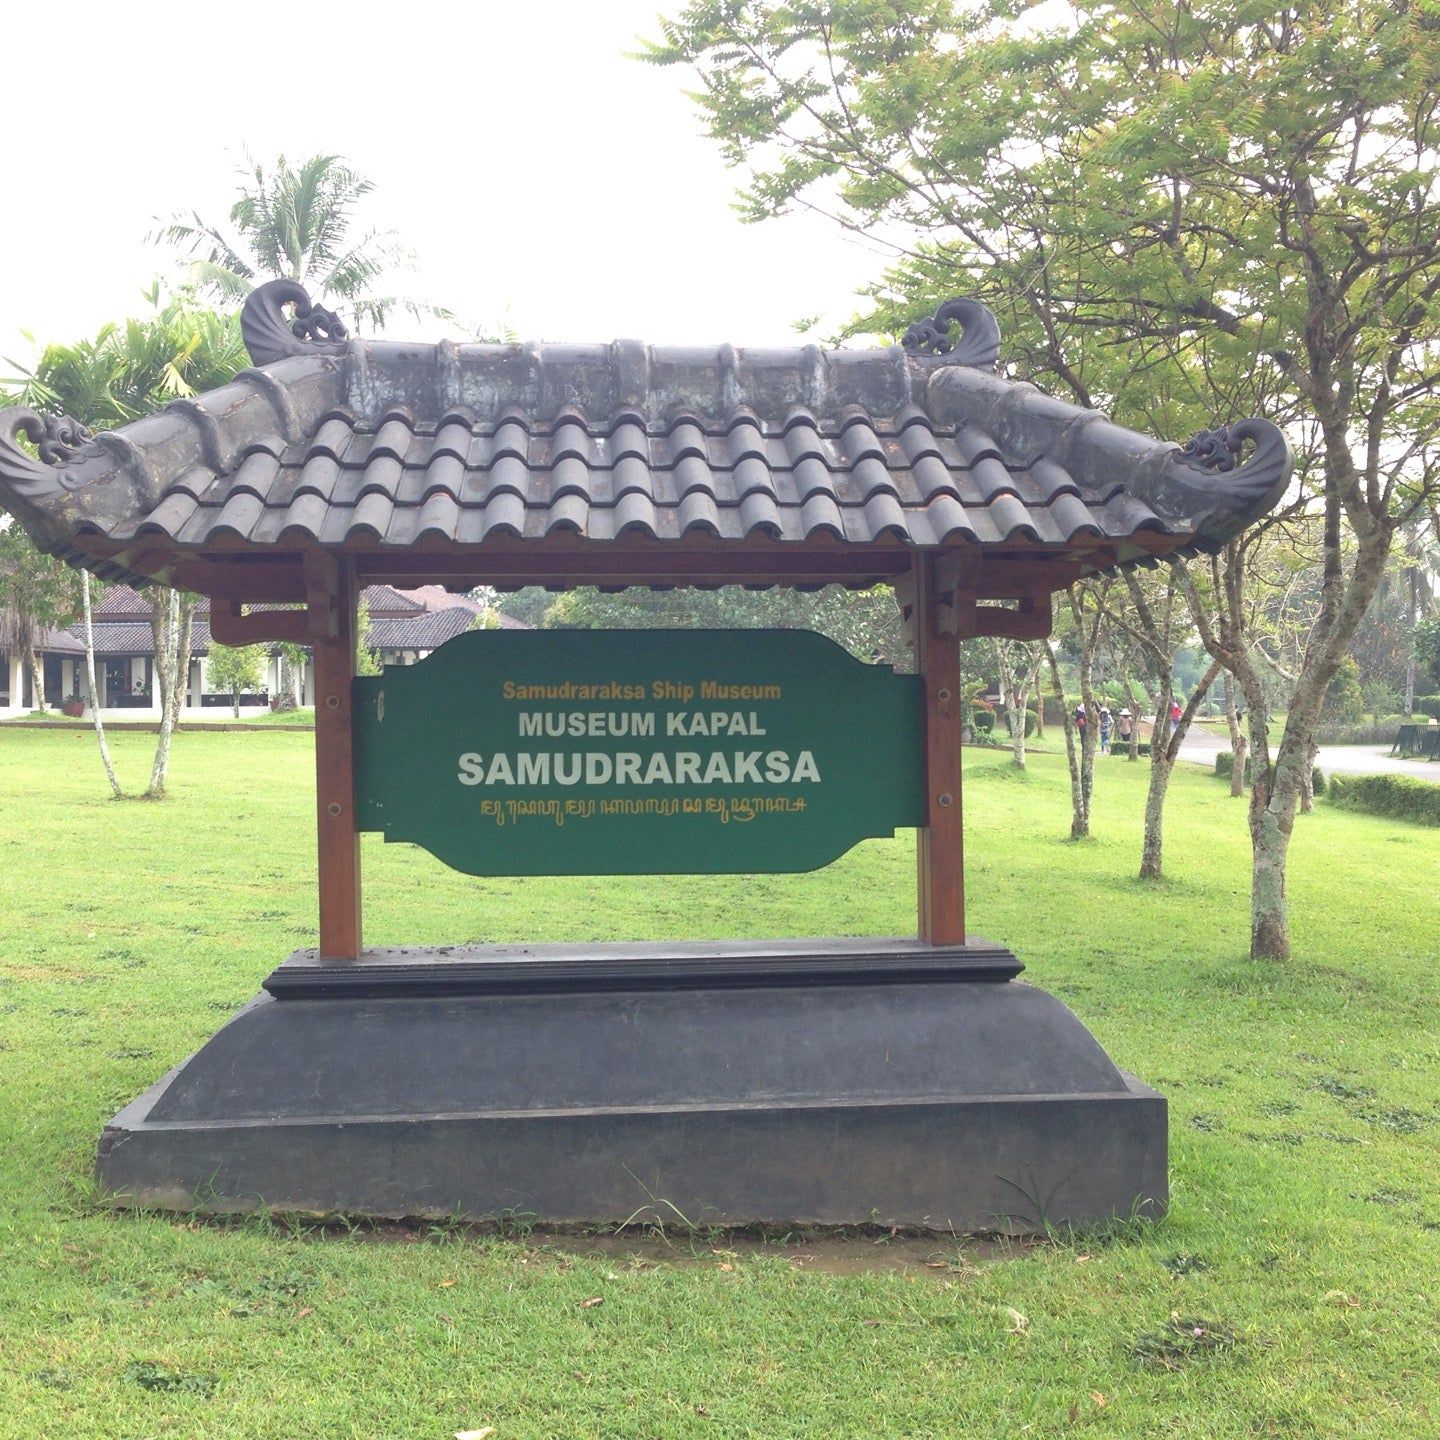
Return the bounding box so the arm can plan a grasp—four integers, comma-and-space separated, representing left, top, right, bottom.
1, 0, 899, 367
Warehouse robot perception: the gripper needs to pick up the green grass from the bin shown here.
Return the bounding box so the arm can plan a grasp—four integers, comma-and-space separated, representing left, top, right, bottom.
0, 729, 1436, 1438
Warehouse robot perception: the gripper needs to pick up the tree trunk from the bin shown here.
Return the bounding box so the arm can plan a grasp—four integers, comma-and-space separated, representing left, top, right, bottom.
231, 689, 240, 719
1138, 654, 1218, 883
146, 589, 180, 798
990, 640, 1032, 770
28, 647, 44, 712
1121, 676, 1143, 759
1299, 740, 1317, 814
1140, 758, 1171, 879
1405, 566, 1418, 716
1076, 646, 1098, 818
1243, 529, 1390, 960
1224, 671, 1247, 797
1045, 641, 1086, 838
1007, 697, 1026, 768
82, 573, 123, 800
170, 596, 195, 725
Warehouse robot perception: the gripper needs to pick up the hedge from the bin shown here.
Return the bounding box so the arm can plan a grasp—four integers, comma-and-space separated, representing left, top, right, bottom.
1327, 772, 1440, 826
1214, 751, 1326, 794
1313, 717, 1412, 745
1413, 695, 1440, 720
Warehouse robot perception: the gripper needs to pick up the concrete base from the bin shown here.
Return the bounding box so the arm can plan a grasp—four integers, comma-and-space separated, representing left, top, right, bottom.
96, 938, 1167, 1232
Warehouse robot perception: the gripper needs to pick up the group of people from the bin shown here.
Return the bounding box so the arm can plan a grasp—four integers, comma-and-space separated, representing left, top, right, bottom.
1072, 702, 1136, 754
1072, 697, 1188, 753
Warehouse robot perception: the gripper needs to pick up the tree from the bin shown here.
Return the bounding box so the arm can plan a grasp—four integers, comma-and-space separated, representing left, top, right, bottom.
542, 584, 907, 665
80, 572, 122, 799
277, 642, 307, 710
0, 525, 78, 712
153, 153, 435, 330
988, 639, 1043, 769
1104, 570, 1219, 878
205, 643, 267, 718
651, 0, 1440, 959
355, 599, 382, 677
3, 292, 247, 792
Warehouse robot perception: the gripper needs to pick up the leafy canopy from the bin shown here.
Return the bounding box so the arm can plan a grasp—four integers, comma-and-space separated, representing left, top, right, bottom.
3, 288, 246, 430
647, 0, 1440, 473
153, 153, 438, 330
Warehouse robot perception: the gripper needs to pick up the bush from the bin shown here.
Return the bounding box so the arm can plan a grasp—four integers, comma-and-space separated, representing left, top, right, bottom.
973, 710, 995, 733
1215, 750, 1247, 781
1328, 773, 1440, 826
1313, 718, 1409, 746
1323, 656, 1364, 723
1214, 751, 1325, 794
1113, 742, 1151, 757
1413, 695, 1440, 720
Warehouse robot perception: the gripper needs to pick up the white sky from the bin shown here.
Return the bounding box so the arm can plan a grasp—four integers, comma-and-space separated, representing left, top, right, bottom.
1, 0, 897, 365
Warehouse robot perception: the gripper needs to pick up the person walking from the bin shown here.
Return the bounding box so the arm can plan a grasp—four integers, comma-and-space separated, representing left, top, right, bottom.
1117, 707, 1133, 750
1099, 704, 1113, 754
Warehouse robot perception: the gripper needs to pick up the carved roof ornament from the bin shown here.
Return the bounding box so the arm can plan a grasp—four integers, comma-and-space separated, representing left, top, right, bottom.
0, 409, 93, 506
1165, 418, 1294, 548
0, 279, 1297, 590
901, 297, 1002, 371
241, 279, 350, 367
1179, 425, 1249, 472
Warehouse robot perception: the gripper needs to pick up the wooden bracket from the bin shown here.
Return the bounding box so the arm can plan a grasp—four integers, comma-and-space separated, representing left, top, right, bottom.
893, 570, 917, 650
304, 552, 341, 641
955, 593, 1052, 641
209, 600, 309, 646
204, 553, 343, 647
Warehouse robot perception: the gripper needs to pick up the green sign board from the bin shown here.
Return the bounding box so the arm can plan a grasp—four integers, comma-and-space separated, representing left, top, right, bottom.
353, 628, 923, 876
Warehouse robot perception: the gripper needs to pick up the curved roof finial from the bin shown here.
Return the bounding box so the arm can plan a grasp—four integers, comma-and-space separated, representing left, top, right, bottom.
241, 280, 350, 367
901, 297, 1001, 371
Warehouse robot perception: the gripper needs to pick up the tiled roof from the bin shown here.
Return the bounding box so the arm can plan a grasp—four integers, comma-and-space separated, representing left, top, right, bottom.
75, 622, 169, 656
357, 583, 424, 617
39, 625, 85, 656
0, 286, 1293, 589
368, 608, 475, 652
110, 403, 1186, 552
390, 583, 480, 612
61, 583, 503, 655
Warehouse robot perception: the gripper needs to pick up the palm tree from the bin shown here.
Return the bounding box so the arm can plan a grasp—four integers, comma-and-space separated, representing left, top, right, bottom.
152, 153, 436, 329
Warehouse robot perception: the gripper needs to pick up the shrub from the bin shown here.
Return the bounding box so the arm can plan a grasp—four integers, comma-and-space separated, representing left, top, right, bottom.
1324, 656, 1365, 723
1214, 752, 1325, 794
1215, 751, 1245, 781
1327, 773, 1440, 826
1113, 742, 1151, 757
1313, 718, 1409, 746
973, 710, 995, 733
1413, 695, 1440, 720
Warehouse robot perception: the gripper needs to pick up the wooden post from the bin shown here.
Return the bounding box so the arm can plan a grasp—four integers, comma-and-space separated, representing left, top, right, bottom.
912, 554, 965, 945
310, 554, 362, 960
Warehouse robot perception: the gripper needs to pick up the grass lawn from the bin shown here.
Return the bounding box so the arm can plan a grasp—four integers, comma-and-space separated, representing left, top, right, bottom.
0, 728, 1436, 1438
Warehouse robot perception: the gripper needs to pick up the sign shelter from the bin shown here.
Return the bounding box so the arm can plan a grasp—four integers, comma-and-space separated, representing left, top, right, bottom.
0, 285, 1290, 1228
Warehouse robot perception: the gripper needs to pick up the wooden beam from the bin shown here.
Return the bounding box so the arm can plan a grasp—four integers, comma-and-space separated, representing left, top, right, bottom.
310, 554, 361, 961
911, 554, 965, 945
209, 601, 310, 646
952, 592, 1054, 640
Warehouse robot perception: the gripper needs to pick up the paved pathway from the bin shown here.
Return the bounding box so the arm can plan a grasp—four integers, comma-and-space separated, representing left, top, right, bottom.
1175, 723, 1440, 780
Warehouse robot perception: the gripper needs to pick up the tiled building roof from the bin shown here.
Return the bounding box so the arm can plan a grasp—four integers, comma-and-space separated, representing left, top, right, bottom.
0, 286, 1292, 592
60, 582, 507, 657
117, 402, 1187, 552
